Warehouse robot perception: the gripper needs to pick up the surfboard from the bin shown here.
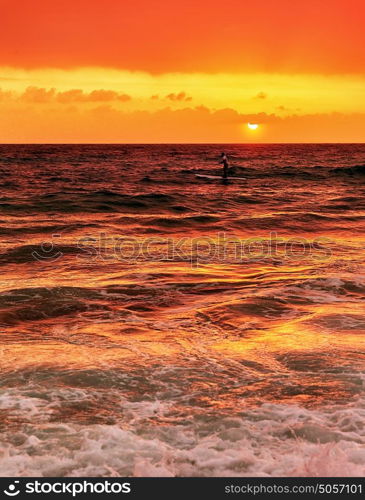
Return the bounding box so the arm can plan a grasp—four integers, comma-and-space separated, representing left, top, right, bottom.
195, 174, 247, 181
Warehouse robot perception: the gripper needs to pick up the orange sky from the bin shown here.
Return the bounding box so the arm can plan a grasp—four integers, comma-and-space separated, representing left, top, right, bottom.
1, 0, 365, 142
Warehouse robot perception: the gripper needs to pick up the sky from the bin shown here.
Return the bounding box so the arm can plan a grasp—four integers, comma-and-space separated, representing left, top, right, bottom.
1, 0, 365, 142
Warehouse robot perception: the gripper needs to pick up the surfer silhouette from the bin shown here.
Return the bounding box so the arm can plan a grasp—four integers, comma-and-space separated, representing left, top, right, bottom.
220, 152, 229, 181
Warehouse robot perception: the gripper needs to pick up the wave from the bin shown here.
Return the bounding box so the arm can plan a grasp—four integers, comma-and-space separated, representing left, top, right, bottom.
0, 244, 81, 265
197, 296, 301, 332
0, 384, 364, 476
0, 191, 185, 214
0, 223, 99, 236
0, 286, 109, 326
331, 164, 365, 176
142, 214, 221, 231
0, 282, 184, 325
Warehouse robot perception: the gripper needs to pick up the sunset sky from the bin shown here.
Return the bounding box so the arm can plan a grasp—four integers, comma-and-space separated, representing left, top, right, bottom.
1, 0, 365, 142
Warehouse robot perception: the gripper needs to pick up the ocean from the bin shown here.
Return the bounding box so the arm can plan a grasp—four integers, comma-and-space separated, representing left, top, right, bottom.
0, 143, 365, 476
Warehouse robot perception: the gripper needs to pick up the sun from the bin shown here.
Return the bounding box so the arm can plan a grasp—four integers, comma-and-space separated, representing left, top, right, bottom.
247, 123, 259, 130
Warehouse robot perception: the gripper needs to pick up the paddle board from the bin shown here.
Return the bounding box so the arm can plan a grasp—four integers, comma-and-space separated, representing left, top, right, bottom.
195, 174, 247, 181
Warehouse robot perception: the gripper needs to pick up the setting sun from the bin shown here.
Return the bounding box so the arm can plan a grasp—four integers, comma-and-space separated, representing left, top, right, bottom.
247, 123, 259, 130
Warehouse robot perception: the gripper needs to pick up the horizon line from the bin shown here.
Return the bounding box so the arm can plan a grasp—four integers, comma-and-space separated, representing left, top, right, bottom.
0, 142, 364, 146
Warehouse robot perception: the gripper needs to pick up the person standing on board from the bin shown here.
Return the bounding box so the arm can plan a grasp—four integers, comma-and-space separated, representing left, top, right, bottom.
220, 152, 229, 181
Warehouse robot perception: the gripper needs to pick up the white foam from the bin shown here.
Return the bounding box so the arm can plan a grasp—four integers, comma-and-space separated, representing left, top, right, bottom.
1, 387, 365, 477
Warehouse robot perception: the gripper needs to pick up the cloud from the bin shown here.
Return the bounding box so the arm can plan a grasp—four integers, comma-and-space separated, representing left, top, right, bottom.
20, 86, 56, 103
57, 88, 131, 103
254, 92, 267, 99
277, 105, 302, 112
117, 93, 131, 102
14, 86, 132, 104
56, 89, 85, 103
165, 92, 192, 102
88, 90, 130, 102
0, 89, 14, 101
2, 100, 364, 143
